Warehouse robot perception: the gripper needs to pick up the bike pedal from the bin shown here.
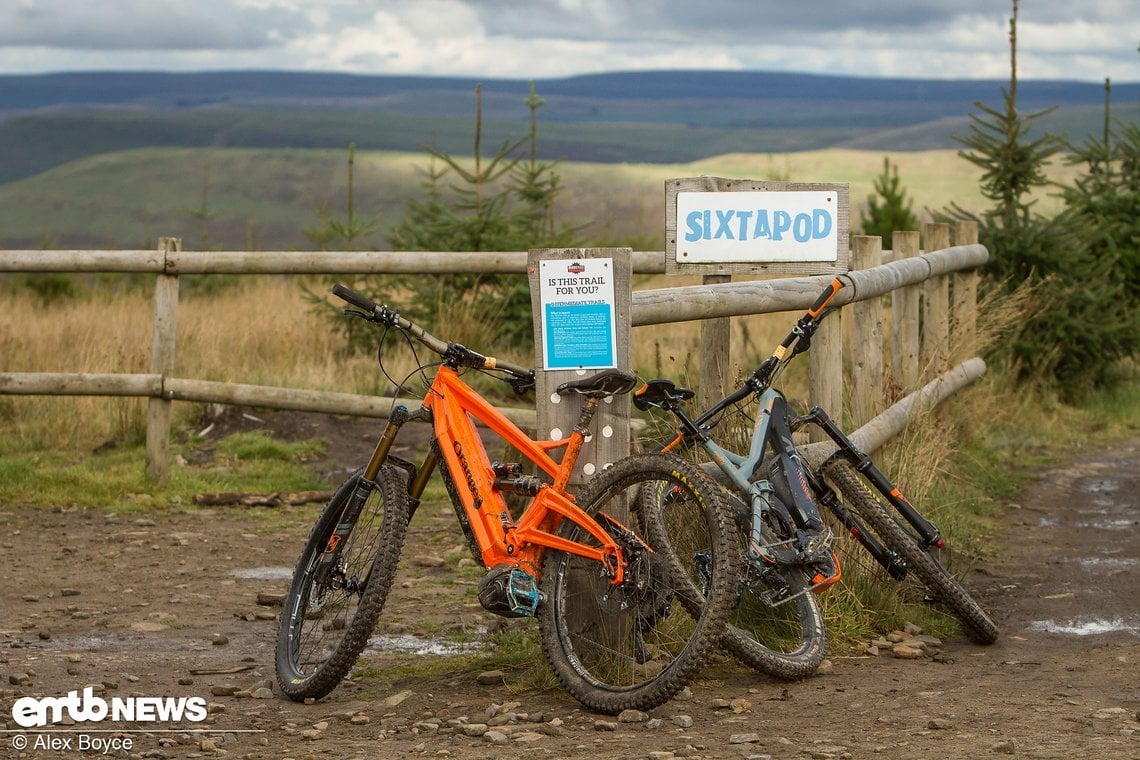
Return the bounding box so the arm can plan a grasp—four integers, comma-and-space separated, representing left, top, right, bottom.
505, 568, 541, 616
808, 552, 842, 593
477, 564, 541, 618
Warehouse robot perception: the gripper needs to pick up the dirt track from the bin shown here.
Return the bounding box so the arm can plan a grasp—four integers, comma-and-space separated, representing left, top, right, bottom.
1, 421, 1137, 759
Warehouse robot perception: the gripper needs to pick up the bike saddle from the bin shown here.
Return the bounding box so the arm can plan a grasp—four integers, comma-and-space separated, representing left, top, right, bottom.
556, 369, 638, 398
632, 379, 695, 410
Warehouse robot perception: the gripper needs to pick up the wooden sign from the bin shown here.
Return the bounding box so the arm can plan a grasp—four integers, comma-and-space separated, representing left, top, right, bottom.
666, 177, 849, 276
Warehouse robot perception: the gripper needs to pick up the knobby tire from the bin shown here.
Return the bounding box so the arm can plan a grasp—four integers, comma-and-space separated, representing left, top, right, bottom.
276, 465, 410, 700
538, 452, 738, 715
648, 479, 827, 680
718, 486, 827, 679
823, 459, 999, 644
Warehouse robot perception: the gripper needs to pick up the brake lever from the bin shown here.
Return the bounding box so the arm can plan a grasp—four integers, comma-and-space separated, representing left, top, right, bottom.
343, 308, 373, 322
509, 373, 536, 395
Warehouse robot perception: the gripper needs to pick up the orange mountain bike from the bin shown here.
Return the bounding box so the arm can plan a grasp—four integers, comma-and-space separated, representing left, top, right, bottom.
275, 284, 738, 714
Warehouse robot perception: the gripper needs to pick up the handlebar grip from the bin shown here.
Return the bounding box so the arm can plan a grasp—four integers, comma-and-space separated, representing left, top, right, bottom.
806, 277, 844, 318
332, 283, 378, 314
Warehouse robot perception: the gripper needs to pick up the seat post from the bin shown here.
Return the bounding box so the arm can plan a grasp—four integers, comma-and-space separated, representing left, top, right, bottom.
572, 396, 601, 436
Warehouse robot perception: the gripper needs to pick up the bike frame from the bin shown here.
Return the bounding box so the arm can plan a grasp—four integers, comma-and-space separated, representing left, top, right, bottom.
666, 386, 837, 591
641, 274, 945, 592
361, 365, 628, 584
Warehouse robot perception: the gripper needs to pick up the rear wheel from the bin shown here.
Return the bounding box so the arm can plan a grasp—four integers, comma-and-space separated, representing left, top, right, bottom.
276, 466, 410, 700
538, 453, 738, 715
822, 458, 998, 644
721, 487, 828, 679
648, 480, 827, 680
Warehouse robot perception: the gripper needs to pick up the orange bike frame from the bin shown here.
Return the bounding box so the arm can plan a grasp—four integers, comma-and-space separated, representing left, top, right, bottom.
421, 366, 626, 583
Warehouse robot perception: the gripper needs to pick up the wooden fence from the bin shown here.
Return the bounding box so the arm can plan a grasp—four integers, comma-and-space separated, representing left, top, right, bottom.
1, 221, 987, 483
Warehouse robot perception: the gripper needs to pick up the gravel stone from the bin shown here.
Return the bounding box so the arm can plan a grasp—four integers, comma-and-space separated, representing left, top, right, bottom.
729, 733, 761, 744
476, 670, 506, 685
483, 730, 509, 745
617, 708, 648, 723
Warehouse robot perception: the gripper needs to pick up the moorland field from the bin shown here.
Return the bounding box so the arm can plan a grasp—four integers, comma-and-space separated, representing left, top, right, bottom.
1, 69, 1131, 250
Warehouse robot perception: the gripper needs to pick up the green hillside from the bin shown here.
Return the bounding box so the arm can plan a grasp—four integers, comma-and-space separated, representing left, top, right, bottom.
0, 146, 1081, 252
0, 107, 875, 185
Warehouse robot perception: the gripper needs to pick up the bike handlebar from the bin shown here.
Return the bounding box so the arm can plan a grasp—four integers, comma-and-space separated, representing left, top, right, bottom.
331, 283, 534, 381
692, 277, 846, 429
767, 276, 845, 365
806, 276, 844, 319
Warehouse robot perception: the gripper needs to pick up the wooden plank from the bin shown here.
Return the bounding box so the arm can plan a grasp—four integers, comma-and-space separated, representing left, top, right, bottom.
0, 250, 164, 272
0, 248, 667, 275
0, 373, 162, 396
952, 220, 980, 363
891, 230, 921, 391
528, 248, 632, 490
809, 303, 843, 443
921, 223, 952, 377
630, 245, 986, 326
850, 236, 884, 428
146, 238, 180, 484
0, 372, 537, 428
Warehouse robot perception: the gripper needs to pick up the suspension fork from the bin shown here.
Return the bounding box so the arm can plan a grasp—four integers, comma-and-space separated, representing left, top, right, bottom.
802, 406, 943, 548
316, 404, 419, 586
813, 478, 908, 580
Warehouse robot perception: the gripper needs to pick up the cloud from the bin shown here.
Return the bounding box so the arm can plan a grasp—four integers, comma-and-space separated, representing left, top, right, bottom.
0, 0, 302, 50
0, 0, 1135, 82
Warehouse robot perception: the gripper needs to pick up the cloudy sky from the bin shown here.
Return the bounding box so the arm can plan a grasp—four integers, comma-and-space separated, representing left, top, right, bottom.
1, 0, 1137, 83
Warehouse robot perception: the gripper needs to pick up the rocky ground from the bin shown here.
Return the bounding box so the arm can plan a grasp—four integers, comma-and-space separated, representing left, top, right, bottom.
1, 413, 1137, 759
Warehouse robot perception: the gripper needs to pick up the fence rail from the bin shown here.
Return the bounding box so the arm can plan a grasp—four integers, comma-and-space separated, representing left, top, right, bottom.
0, 249, 669, 275
1, 221, 988, 483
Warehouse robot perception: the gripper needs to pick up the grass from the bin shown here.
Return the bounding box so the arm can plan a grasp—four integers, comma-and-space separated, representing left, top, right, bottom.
0, 432, 329, 510
0, 145, 1084, 252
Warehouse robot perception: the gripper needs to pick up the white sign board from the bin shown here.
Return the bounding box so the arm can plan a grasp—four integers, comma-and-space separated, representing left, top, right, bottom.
676, 190, 840, 264
538, 258, 617, 370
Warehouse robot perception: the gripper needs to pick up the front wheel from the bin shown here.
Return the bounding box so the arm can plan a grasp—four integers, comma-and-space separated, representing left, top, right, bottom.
538, 453, 738, 715
276, 466, 410, 700
822, 458, 999, 644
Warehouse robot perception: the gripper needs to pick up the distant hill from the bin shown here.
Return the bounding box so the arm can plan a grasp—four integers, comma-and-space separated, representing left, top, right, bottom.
1, 69, 1132, 123
1, 70, 1135, 184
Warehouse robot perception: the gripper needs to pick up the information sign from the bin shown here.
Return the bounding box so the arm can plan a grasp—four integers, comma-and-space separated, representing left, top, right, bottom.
538, 258, 617, 370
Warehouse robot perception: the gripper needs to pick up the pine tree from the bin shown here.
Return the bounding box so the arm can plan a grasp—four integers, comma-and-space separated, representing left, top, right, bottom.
382, 83, 579, 351
947, 0, 1140, 395
860, 157, 918, 248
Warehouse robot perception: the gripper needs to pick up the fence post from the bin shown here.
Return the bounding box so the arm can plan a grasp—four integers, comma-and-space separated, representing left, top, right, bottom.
952, 220, 980, 362
699, 274, 732, 410
921, 222, 951, 377
145, 237, 181, 484
891, 230, 921, 392
850, 236, 884, 427
528, 248, 632, 492
809, 296, 843, 442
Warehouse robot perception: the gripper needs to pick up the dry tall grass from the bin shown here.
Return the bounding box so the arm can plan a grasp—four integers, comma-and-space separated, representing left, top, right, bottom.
1, 270, 1006, 463
0, 277, 402, 451
2, 274, 795, 452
